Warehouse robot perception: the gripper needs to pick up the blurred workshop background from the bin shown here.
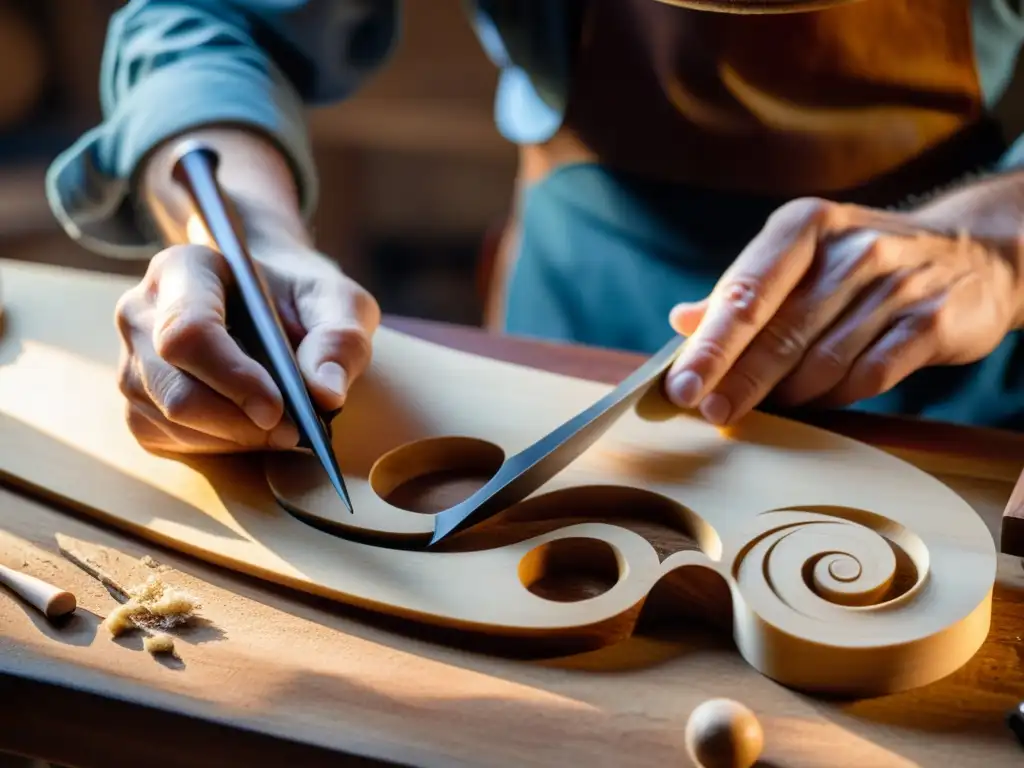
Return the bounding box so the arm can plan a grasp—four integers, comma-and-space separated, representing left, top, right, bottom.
0, 0, 516, 330
3, 0, 1024, 333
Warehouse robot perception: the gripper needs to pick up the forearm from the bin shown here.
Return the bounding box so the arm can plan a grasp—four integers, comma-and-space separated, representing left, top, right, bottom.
46, 0, 397, 261
141, 125, 312, 253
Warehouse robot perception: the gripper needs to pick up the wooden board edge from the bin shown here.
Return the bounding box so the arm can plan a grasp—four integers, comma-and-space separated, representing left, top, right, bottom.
1000, 465, 1024, 557
0, 664, 403, 768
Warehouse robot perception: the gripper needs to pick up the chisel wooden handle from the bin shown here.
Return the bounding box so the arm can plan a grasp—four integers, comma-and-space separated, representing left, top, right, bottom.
0, 563, 76, 619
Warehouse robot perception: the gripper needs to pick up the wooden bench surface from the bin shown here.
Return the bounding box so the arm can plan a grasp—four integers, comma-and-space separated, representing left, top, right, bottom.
1, 262, 1024, 768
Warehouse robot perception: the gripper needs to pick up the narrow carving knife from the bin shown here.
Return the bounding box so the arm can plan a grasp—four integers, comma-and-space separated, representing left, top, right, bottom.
430, 335, 686, 544
170, 141, 353, 514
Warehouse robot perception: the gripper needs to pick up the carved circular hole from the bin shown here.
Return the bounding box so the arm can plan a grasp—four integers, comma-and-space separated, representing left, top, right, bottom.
369, 436, 505, 514
518, 537, 622, 603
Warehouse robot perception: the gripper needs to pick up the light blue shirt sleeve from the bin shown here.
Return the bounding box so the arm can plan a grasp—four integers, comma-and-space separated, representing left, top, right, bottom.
45, 0, 399, 260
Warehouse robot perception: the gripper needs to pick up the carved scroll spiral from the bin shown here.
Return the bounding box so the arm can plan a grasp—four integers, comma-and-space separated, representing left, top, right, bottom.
723, 505, 1002, 695
732, 507, 927, 621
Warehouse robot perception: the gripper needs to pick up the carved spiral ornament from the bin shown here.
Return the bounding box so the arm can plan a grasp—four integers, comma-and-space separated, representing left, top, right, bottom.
733, 508, 916, 616
724, 506, 993, 695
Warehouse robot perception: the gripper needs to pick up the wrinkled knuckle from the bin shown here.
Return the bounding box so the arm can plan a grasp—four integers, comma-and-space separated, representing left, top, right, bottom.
856, 237, 897, 274
153, 308, 214, 363
762, 318, 806, 359
908, 309, 942, 340
155, 384, 184, 422
806, 345, 846, 373
723, 367, 763, 404
160, 386, 194, 422
689, 337, 730, 367
322, 325, 373, 362
719, 276, 764, 326
150, 372, 195, 422
882, 270, 915, 303
849, 236, 888, 273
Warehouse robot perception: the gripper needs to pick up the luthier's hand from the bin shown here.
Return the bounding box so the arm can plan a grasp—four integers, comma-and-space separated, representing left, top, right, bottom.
114, 244, 380, 453
663, 183, 1024, 425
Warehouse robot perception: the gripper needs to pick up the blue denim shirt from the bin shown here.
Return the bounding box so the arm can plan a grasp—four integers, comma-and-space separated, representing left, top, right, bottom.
45, 0, 1024, 259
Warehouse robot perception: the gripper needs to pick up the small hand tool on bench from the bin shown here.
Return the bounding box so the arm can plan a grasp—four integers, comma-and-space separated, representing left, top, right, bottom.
0, 563, 76, 620
170, 142, 353, 513
430, 335, 686, 544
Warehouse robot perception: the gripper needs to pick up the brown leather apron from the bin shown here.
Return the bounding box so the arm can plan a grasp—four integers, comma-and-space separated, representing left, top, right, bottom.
488, 0, 985, 325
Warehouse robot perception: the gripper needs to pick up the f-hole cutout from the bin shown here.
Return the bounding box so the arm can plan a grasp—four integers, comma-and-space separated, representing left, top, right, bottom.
519, 537, 622, 603
369, 436, 505, 514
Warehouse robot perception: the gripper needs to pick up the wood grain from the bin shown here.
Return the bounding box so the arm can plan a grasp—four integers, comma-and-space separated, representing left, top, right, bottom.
386, 317, 1024, 562
0, 260, 997, 697
1, 261, 1024, 766
384, 317, 1024, 481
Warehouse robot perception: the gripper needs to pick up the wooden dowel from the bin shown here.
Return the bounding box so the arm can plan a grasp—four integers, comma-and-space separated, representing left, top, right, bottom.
0, 563, 76, 619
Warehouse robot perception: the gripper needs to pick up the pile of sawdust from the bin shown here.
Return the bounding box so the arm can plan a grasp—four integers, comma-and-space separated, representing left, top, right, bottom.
104, 574, 200, 637
142, 633, 176, 655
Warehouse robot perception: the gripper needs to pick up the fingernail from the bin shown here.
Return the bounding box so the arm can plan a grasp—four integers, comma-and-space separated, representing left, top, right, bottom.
244, 397, 280, 431
270, 420, 299, 449
667, 370, 703, 407
316, 362, 347, 398
700, 393, 732, 426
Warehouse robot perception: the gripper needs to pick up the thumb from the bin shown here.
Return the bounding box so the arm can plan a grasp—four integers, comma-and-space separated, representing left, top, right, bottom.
293, 276, 381, 412
668, 298, 709, 337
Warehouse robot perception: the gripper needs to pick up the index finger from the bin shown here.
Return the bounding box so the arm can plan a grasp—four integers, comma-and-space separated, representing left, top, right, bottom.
665, 199, 825, 407
150, 245, 285, 430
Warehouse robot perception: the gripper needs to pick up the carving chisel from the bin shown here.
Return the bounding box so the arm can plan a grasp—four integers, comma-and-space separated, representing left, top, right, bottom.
170, 142, 353, 514
430, 334, 686, 544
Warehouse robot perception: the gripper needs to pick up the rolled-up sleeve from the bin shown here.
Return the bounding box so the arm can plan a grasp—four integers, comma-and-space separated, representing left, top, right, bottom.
46, 0, 398, 259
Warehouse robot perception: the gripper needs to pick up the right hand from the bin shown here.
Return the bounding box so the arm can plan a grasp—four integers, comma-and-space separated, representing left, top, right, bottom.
115, 243, 380, 454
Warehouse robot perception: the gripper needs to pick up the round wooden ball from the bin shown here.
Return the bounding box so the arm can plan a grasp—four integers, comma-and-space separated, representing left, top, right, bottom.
685, 698, 764, 768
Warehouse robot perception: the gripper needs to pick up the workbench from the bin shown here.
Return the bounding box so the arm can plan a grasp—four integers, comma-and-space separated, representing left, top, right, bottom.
1, 261, 1023, 767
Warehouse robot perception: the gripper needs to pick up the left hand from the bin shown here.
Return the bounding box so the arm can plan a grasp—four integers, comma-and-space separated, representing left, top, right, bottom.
663, 196, 1024, 425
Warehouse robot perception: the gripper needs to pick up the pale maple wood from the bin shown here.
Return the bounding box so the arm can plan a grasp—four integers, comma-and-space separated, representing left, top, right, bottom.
1, 260, 1024, 766
0, 258, 1000, 702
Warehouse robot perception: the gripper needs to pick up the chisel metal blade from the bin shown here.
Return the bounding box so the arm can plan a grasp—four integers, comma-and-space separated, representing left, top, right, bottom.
429, 335, 686, 545
171, 141, 354, 514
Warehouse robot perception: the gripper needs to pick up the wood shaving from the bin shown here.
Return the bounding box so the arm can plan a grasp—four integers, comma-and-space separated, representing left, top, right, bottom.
143, 633, 175, 655
103, 574, 200, 636
105, 603, 137, 637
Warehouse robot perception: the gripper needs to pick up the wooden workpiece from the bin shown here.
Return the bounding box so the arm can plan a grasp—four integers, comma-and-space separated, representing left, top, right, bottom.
1, 260, 1023, 767
0, 258, 998, 695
